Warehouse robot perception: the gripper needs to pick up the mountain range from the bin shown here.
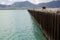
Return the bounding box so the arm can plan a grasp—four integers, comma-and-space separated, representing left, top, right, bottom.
11, 1, 60, 8
0, 1, 60, 9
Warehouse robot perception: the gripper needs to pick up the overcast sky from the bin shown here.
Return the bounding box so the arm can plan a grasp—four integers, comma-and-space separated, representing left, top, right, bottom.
0, 0, 57, 5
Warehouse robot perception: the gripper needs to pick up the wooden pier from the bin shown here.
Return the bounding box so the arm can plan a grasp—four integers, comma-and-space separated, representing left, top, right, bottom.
28, 8, 60, 40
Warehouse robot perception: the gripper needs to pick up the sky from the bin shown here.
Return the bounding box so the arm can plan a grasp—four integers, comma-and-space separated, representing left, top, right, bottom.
0, 0, 57, 5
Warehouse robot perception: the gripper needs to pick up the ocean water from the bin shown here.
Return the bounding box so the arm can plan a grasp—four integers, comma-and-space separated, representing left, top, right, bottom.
0, 10, 47, 40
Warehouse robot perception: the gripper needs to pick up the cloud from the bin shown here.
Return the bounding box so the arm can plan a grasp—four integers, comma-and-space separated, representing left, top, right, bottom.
27, 0, 53, 4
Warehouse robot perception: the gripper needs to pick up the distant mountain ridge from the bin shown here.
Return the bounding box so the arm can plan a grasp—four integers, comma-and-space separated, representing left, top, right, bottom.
37, 1, 60, 8
11, 1, 36, 8
0, 1, 60, 9
0, 4, 7, 7
11, 1, 60, 8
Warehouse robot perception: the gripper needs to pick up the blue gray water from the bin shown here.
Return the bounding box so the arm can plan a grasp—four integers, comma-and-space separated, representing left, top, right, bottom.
0, 10, 47, 40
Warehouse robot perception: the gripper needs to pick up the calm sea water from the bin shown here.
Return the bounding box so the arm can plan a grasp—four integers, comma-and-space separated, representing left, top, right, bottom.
0, 10, 47, 40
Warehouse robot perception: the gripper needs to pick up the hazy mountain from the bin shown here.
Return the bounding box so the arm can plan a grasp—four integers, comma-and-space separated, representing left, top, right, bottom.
11, 1, 36, 8
11, 1, 60, 8
0, 4, 7, 8
37, 1, 60, 8
0, 1, 60, 9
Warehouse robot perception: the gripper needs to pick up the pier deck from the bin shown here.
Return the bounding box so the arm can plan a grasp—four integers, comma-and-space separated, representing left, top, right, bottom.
28, 8, 60, 40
